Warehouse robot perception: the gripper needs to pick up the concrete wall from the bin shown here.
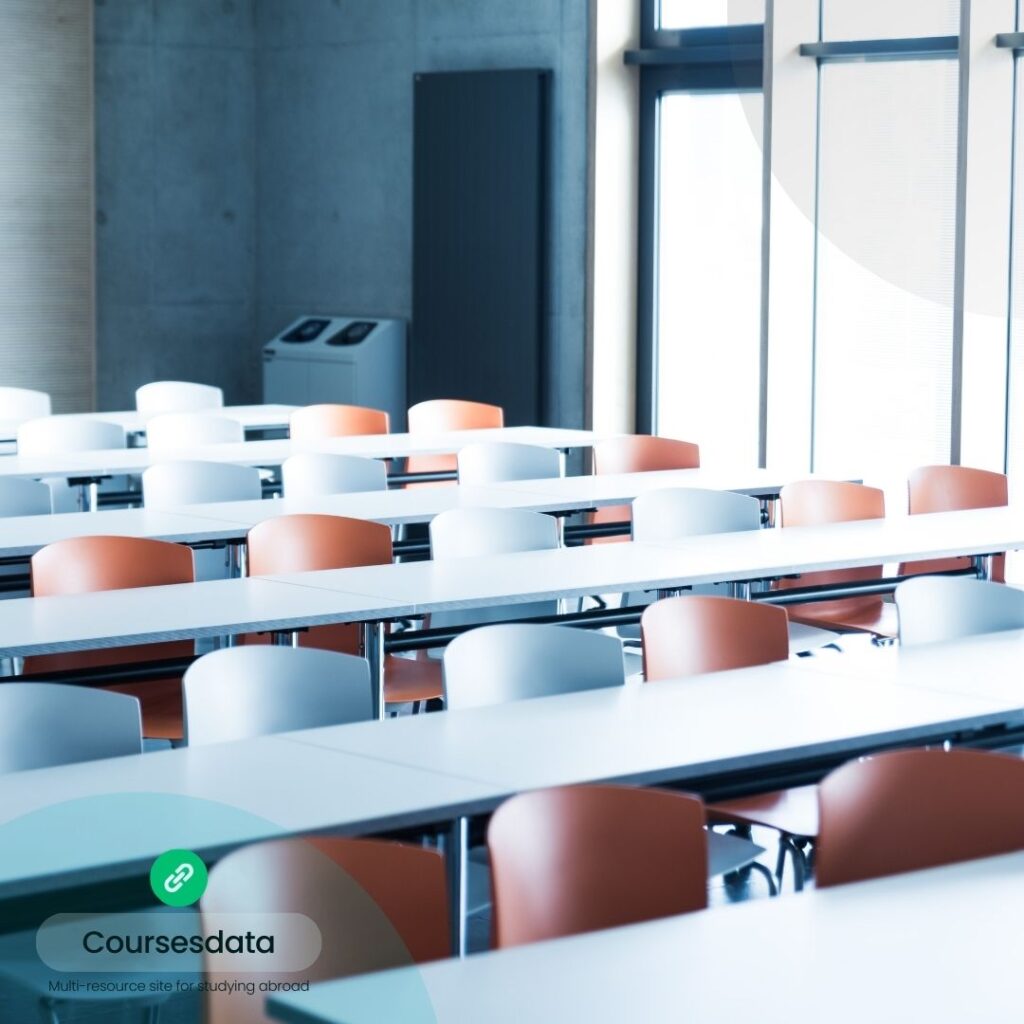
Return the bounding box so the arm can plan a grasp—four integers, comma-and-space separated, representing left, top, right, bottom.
94, 0, 256, 408
95, 0, 590, 423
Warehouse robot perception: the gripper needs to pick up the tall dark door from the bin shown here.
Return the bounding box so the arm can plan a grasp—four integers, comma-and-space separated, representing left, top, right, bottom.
412, 69, 549, 424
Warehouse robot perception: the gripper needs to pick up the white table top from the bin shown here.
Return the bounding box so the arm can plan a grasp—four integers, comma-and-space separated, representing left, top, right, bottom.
0, 404, 297, 443
804, 627, 1024, 705
0, 659, 1016, 906
0, 735, 497, 901
0, 577, 413, 657
0, 467, 815, 563
0, 508, 247, 560
0, 426, 602, 480
287, 663, 1018, 790
661, 506, 1024, 582
4, 504, 1024, 655
269, 850, 1024, 1024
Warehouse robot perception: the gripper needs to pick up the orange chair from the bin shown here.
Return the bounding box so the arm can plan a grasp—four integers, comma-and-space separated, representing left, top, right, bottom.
487, 784, 707, 948
405, 399, 504, 486
899, 465, 1008, 582
816, 748, 1024, 888
246, 514, 442, 704
202, 837, 448, 1024
774, 480, 897, 637
28, 536, 195, 740
590, 435, 700, 543
641, 594, 817, 889
289, 403, 390, 441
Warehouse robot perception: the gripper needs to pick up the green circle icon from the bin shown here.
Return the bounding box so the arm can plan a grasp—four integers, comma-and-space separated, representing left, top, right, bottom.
150, 849, 208, 907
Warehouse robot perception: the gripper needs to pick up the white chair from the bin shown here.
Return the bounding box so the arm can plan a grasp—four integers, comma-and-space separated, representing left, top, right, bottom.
182, 646, 373, 746
443, 623, 625, 710
630, 487, 839, 654
135, 380, 224, 419
429, 508, 561, 631
146, 412, 244, 452
282, 452, 388, 499
457, 441, 562, 485
16, 416, 125, 455
0, 478, 52, 516
142, 460, 263, 509
895, 576, 1024, 647
0, 387, 51, 422
16, 418, 127, 512
0, 684, 142, 772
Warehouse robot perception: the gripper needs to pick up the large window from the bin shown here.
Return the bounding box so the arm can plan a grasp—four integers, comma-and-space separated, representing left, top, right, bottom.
656, 91, 763, 466
632, 0, 1024, 485
813, 58, 959, 476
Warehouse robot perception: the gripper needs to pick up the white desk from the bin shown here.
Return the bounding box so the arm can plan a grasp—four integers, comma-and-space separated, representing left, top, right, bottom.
286, 663, 1019, 791
3, 507, 1022, 692
268, 851, 1024, 1024
0, 577, 412, 657
802, 627, 1024, 705
0, 404, 297, 444
0, 662, 1017, 927
0, 426, 602, 484
0, 735, 497, 904
660, 506, 1024, 583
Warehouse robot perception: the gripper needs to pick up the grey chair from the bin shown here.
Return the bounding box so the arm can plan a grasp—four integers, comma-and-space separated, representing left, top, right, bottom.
442, 622, 625, 711
457, 441, 562, 485
281, 452, 388, 498
0, 477, 52, 516
142, 460, 263, 508
182, 646, 373, 746
629, 487, 839, 654
443, 622, 767, 883
0, 684, 142, 773
895, 576, 1024, 647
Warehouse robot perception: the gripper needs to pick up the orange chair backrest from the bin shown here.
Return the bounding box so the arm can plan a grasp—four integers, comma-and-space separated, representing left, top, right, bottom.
900, 465, 1008, 581
774, 480, 886, 620
405, 399, 504, 485
202, 837, 449, 1024
28, 536, 195, 675
246, 514, 393, 652
590, 435, 701, 543
816, 748, 1024, 888
289, 404, 390, 441
488, 784, 707, 948
31, 535, 194, 596
641, 595, 790, 681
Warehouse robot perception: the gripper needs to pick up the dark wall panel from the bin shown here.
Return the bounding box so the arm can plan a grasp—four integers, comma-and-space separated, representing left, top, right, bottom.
412, 69, 549, 425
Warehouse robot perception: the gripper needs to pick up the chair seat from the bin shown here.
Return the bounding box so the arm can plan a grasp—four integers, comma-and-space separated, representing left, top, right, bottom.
708, 783, 819, 840
385, 655, 444, 704
706, 829, 765, 877
105, 678, 184, 741
787, 599, 899, 639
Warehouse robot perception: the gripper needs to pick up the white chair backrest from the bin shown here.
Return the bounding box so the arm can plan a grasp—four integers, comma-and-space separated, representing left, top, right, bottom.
429, 507, 562, 638
142, 460, 263, 509
457, 442, 562, 485
631, 487, 762, 544
0, 478, 52, 516
430, 507, 559, 560
0, 684, 142, 773
146, 413, 244, 452
136, 381, 224, 418
444, 623, 625, 710
0, 387, 51, 422
895, 576, 1024, 647
16, 417, 126, 455
281, 452, 388, 499
182, 646, 373, 746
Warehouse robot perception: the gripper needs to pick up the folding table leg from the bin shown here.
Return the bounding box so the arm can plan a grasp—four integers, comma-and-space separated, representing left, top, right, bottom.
362, 621, 385, 719
445, 816, 470, 958
226, 540, 247, 578
974, 554, 995, 581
